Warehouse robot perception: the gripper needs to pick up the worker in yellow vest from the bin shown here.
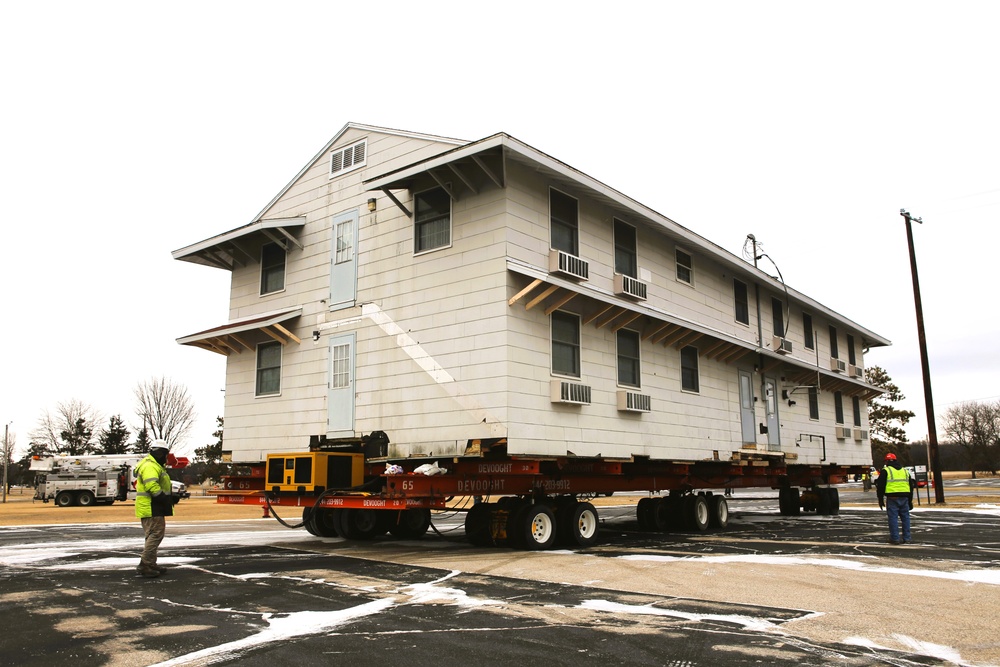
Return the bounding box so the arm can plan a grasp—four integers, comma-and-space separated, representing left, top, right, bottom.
876, 452, 915, 545
135, 440, 176, 578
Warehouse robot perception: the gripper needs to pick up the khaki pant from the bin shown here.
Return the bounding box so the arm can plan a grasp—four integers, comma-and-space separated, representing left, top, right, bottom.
140, 516, 166, 568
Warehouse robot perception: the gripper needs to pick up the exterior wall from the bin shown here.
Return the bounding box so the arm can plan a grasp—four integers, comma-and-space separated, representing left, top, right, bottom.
194, 127, 878, 466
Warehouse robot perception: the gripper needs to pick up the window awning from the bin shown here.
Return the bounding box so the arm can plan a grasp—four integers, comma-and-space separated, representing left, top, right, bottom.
171, 217, 306, 270
177, 307, 303, 356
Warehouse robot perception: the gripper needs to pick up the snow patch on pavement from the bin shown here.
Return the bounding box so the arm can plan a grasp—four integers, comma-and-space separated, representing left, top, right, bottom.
618, 553, 1000, 586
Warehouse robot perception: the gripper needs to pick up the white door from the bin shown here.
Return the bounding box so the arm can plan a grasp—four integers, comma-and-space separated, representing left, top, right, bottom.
327, 333, 355, 436
330, 209, 358, 310
764, 376, 781, 451
738, 370, 756, 445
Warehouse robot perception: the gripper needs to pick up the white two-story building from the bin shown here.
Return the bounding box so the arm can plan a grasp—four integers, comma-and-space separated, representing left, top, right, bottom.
173, 123, 887, 468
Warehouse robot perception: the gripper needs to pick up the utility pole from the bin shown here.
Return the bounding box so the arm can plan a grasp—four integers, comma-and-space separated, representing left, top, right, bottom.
900, 209, 945, 503
2, 422, 10, 504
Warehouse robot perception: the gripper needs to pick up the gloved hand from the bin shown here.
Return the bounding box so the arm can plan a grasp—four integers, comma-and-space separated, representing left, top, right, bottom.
879, 503, 884, 510
171, 496, 181, 505
908, 500, 913, 510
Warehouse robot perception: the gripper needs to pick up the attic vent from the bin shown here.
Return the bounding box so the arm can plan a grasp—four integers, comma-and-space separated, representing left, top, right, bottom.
614, 274, 647, 300
549, 249, 589, 281
330, 139, 367, 177
551, 380, 591, 405
617, 390, 651, 413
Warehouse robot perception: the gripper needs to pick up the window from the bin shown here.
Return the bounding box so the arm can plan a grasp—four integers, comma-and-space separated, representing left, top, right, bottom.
256, 342, 282, 396
675, 248, 693, 284
335, 220, 354, 264
414, 186, 451, 253
617, 329, 640, 388
551, 311, 581, 377
808, 386, 819, 420
680, 345, 699, 392
331, 343, 351, 389
829, 325, 839, 359
847, 334, 857, 365
329, 139, 366, 177
613, 219, 637, 278
852, 396, 862, 427
260, 243, 286, 295
733, 279, 749, 325
803, 313, 814, 350
550, 189, 578, 255
772, 297, 785, 338
834, 391, 844, 424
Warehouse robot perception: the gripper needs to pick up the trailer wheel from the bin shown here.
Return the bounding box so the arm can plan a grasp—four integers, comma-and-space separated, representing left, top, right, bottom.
464, 503, 493, 546
55, 491, 76, 507
389, 508, 431, 539
516, 503, 557, 550
709, 495, 729, 529
560, 502, 599, 547
312, 508, 341, 537
817, 487, 839, 516
636, 497, 655, 530
338, 508, 386, 540
651, 496, 675, 532
778, 487, 801, 516
685, 495, 710, 531
302, 507, 320, 536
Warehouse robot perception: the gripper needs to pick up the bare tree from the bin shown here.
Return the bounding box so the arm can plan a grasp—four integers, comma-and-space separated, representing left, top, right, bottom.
3, 426, 15, 501
134, 376, 196, 448
942, 400, 1000, 478
29, 399, 103, 455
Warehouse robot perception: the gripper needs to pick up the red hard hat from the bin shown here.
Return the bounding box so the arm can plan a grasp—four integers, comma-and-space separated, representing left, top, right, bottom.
884, 452, 897, 462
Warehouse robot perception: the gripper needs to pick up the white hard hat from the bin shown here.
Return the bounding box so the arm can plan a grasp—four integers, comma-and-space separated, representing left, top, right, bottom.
151, 439, 170, 452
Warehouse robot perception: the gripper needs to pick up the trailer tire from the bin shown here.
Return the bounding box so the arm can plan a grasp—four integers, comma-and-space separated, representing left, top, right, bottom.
817, 487, 839, 515
560, 502, 599, 547
709, 495, 729, 529
779, 487, 801, 516
389, 508, 431, 539
302, 507, 320, 536
636, 497, 655, 530
685, 494, 710, 531
516, 503, 557, 550
55, 491, 76, 507
464, 503, 493, 546
312, 508, 340, 537
338, 508, 386, 540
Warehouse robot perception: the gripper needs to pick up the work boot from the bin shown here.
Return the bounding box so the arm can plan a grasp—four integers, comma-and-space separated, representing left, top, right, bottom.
136, 564, 161, 578
153, 564, 169, 574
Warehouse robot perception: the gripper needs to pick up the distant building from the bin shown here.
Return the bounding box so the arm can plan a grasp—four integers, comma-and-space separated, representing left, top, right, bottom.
174, 123, 887, 465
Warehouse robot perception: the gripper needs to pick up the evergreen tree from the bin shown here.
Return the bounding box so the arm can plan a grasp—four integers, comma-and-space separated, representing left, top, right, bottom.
191, 417, 229, 484
131, 426, 152, 454
97, 415, 131, 455
866, 365, 915, 465
59, 418, 94, 456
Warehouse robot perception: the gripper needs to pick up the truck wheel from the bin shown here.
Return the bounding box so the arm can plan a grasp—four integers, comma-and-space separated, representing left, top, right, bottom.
302, 507, 320, 535
77, 491, 95, 507
651, 496, 676, 532
817, 488, 839, 515
312, 508, 340, 537
389, 508, 431, 539
636, 497, 655, 530
779, 487, 801, 516
685, 495, 710, 531
517, 503, 557, 551
339, 509, 385, 540
709, 495, 729, 529
464, 503, 493, 546
560, 502, 599, 547
55, 492, 76, 507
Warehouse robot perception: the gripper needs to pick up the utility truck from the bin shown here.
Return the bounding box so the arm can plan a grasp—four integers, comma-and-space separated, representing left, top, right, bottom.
31, 454, 190, 507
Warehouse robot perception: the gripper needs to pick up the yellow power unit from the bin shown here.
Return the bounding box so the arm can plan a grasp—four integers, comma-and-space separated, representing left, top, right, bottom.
265, 452, 364, 493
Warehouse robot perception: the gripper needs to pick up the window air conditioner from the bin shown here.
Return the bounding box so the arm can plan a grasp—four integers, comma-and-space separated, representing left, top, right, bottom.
773, 336, 793, 355
614, 274, 647, 300
549, 249, 589, 281
830, 358, 846, 373
551, 380, 591, 405
617, 390, 651, 413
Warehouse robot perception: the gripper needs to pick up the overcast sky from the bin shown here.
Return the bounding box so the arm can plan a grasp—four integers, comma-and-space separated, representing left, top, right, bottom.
3, 1, 998, 458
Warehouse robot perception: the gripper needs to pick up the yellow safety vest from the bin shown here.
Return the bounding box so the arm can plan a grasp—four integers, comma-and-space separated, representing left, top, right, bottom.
134, 455, 172, 518
883, 466, 910, 494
